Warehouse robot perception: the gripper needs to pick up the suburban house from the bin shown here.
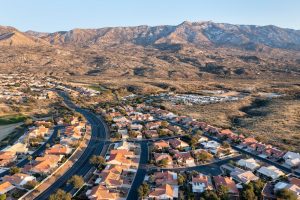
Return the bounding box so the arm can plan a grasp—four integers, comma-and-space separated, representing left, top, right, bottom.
230, 168, 259, 184
168, 138, 189, 149
0, 181, 15, 195
190, 174, 213, 193
97, 165, 128, 188
86, 185, 118, 200
29, 154, 62, 175
0, 151, 17, 166
213, 176, 239, 199
45, 144, 72, 155
4, 143, 28, 154
153, 153, 173, 166
152, 171, 178, 186
274, 181, 300, 198
283, 151, 300, 168
236, 158, 260, 171
257, 166, 285, 180
148, 184, 179, 200
153, 140, 170, 150
2, 173, 36, 187
173, 152, 195, 166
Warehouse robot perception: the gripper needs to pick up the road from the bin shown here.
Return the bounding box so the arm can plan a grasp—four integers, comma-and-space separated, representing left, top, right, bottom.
34, 91, 109, 200
126, 141, 149, 200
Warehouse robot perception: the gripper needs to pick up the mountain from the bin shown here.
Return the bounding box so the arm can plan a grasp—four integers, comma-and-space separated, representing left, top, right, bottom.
26, 21, 300, 51
0, 21, 299, 79
0, 26, 47, 46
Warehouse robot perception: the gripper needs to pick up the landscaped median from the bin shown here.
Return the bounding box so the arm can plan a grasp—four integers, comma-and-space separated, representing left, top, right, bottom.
19, 125, 91, 200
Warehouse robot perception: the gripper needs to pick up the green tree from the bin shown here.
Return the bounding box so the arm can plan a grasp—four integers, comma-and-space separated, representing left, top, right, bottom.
202, 191, 220, 200
68, 175, 84, 189
138, 183, 150, 199
249, 180, 265, 198
276, 189, 297, 200
241, 184, 257, 200
222, 141, 231, 149
217, 185, 230, 200
0, 194, 6, 200
24, 180, 38, 190
161, 121, 169, 128
49, 189, 72, 200
178, 174, 186, 185
24, 118, 33, 126
158, 158, 169, 167
89, 155, 106, 167
10, 166, 21, 175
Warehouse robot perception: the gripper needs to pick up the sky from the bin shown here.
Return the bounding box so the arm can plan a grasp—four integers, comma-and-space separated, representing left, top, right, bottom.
0, 0, 299, 32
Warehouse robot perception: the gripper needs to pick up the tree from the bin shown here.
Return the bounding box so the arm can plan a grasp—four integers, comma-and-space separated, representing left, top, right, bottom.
24, 180, 38, 190
0, 194, 6, 200
249, 180, 265, 198
161, 121, 169, 128
10, 166, 21, 175
202, 191, 220, 200
222, 141, 231, 149
49, 189, 72, 200
89, 155, 106, 167
138, 183, 150, 199
241, 184, 257, 200
24, 118, 33, 126
276, 189, 297, 200
68, 175, 84, 189
217, 185, 230, 200
158, 158, 169, 167
177, 174, 186, 185
195, 151, 213, 163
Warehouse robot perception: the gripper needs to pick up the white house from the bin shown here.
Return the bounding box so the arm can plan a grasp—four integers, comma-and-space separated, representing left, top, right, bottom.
190, 174, 213, 193
236, 158, 260, 171
283, 151, 300, 167
2, 173, 36, 187
257, 166, 285, 180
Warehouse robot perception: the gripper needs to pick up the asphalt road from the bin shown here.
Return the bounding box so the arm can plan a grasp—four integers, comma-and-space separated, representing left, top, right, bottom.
34, 92, 109, 200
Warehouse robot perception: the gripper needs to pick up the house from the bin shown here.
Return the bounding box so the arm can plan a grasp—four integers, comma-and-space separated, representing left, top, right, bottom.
230, 168, 259, 184
45, 144, 72, 155
201, 141, 220, 150
236, 158, 260, 171
130, 124, 143, 131
112, 116, 129, 123
198, 136, 208, 143
152, 171, 178, 186
4, 143, 28, 154
213, 176, 239, 199
167, 125, 182, 133
2, 173, 36, 187
190, 174, 213, 193
86, 185, 118, 200
98, 165, 128, 188
283, 151, 300, 168
28, 125, 49, 138
168, 138, 189, 149
173, 152, 195, 166
106, 149, 135, 166
241, 137, 258, 146
145, 122, 161, 130
30, 155, 62, 175
0, 181, 15, 195
264, 148, 285, 160
148, 184, 178, 200
153, 153, 173, 166
257, 166, 285, 180
144, 130, 158, 138
118, 129, 128, 139
0, 151, 17, 166
154, 140, 170, 150
274, 181, 300, 198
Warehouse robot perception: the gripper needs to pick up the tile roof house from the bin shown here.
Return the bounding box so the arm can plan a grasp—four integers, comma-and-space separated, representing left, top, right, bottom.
153, 153, 173, 166
0, 151, 17, 166
86, 185, 118, 200
149, 184, 179, 200
3, 142, 28, 154
45, 144, 72, 155
213, 176, 239, 199
236, 158, 260, 171
168, 138, 189, 149
190, 174, 213, 193
283, 151, 300, 167
98, 165, 129, 188
153, 140, 170, 150
28, 125, 49, 138
257, 166, 285, 180
2, 173, 36, 187
0, 181, 15, 195
173, 152, 195, 166
230, 168, 259, 184
30, 155, 62, 175
106, 149, 135, 166
152, 171, 178, 186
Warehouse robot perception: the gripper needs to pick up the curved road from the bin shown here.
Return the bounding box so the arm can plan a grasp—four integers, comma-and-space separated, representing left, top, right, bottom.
35, 91, 109, 200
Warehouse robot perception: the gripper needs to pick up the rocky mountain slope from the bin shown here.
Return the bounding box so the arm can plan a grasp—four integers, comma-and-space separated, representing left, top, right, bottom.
0, 21, 299, 79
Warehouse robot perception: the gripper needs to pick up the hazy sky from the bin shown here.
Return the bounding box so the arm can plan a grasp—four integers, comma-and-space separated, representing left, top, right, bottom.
0, 0, 299, 32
